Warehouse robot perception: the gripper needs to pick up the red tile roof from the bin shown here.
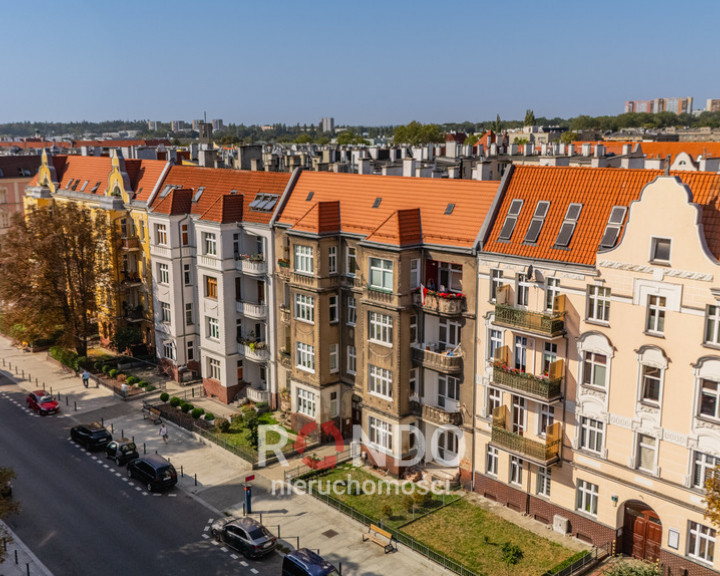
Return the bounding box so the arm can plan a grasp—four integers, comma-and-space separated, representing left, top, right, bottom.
575, 141, 720, 162
152, 165, 291, 224
291, 201, 341, 235
277, 172, 500, 249
152, 188, 193, 215
483, 165, 720, 265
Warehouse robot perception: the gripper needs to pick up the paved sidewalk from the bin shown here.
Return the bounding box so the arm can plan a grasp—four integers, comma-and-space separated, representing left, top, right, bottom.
0, 338, 451, 576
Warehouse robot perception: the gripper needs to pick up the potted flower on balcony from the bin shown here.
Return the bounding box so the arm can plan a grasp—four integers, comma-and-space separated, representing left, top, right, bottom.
277, 258, 290, 268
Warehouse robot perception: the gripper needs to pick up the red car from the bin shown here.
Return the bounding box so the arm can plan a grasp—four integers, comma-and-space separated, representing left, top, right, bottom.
27, 390, 60, 415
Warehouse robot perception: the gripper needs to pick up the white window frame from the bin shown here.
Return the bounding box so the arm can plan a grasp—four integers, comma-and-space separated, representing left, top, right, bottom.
700, 379, 720, 420
296, 388, 317, 418
486, 445, 498, 476
294, 293, 315, 324
163, 341, 175, 360
538, 404, 555, 437
582, 351, 608, 389
329, 343, 339, 373
587, 285, 611, 323
646, 295, 666, 335
688, 521, 716, 564
545, 277, 560, 312
693, 451, 720, 489
516, 273, 530, 307
706, 304, 720, 346
368, 365, 393, 399
410, 259, 420, 289
636, 433, 657, 473
438, 374, 459, 408
185, 302, 193, 326
650, 237, 671, 264
183, 263, 191, 285
580, 417, 604, 454
158, 263, 169, 285
489, 329, 503, 362
328, 245, 337, 275
487, 387, 501, 418
439, 318, 461, 349
186, 340, 194, 361
512, 395, 526, 434
347, 345, 356, 375
576, 480, 599, 516
155, 223, 167, 246
537, 466, 551, 497
542, 342, 557, 375
438, 262, 463, 293
369, 257, 393, 291
410, 314, 418, 344
294, 245, 314, 275
346, 246, 357, 276
510, 456, 523, 486
295, 342, 315, 373
346, 296, 356, 325
368, 415, 393, 452
203, 232, 217, 256
369, 311, 393, 346
490, 269, 503, 302
207, 317, 220, 340
208, 357, 221, 380
640, 364, 663, 405
329, 295, 338, 323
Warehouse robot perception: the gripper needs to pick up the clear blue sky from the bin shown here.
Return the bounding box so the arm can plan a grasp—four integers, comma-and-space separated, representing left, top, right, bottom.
2, 0, 719, 125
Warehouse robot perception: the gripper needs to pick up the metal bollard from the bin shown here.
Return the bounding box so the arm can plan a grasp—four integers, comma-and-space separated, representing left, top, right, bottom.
26, 562, 30, 576
194, 473, 197, 486
15, 549, 18, 563
21, 369, 24, 378
111, 423, 114, 434
65, 396, 69, 406
74, 401, 77, 411
192, 388, 195, 398
180, 465, 183, 478
143, 442, 146, 454
121, 429, 124, 438
101, 418, 104, 426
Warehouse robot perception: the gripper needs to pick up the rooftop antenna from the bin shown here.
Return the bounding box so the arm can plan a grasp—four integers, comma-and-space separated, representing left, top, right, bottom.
204, 111, 207, 124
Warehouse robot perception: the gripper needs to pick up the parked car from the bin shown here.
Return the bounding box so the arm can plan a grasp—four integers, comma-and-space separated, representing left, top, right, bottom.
126, 455, 177, 492
210, 516, 277, 559
282, 548, 340, 576
26, 390, 59, 415
70, 423, 112, 450
105, 438, 139, 465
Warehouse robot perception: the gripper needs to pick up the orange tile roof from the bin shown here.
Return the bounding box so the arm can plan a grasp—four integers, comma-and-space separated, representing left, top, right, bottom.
277, 172, 500, 249
291, 201, 341, 234
364, 209, 423, 247
575, 141, 720, 162
124, 159, 168, 202
153, 165, 291, 224
483, 165, 720, 265
152, 188, 193, 215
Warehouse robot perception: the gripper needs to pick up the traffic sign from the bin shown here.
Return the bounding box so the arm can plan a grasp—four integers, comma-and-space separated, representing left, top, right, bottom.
245, 474, 255, 482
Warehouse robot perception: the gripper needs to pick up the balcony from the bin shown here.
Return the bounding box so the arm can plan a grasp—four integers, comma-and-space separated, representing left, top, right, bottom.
119, 273, 143, 289
491, 406, 561, 465
198, 255, 222, 270
238, 341, 270, 362
413, 291, 466, 316
236, 301, 267, 319
409, 399, 462, 426
279, 348, 291, 368
276, 259, 290, 280
245, 386, 271, 404
237, 256, 267, 276
494, 303, 565, 337
150, 245, 171, 259
121, 305, 147, 323
119, 236, 140, 251
492, 365, 562, 402
278, 305, 290, 324
411, 344, 462, 375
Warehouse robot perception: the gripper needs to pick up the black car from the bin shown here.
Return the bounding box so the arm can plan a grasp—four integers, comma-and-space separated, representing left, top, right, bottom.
105, 438, 139, 465
126, 455, 177, 492
282, 548, 340, 576
211, 516, 277, 559
70, 423, 112, 450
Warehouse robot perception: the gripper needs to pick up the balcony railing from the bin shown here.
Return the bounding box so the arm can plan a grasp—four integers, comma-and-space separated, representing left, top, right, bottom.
119, 236, 140, 251
491, 407, 561, 465
411, 344, 462, 374
409, 400, 462, 426
238, 341, 270, 362
237, 256, 267, 275
150, 245, 171, 259
278, 348, 291, 368
492, 366, 562, 401
413, 292, 466, 315
235, 301, 267, 319
494, 303, 565, 337
245, 386, 270, 404
365, 286, 394, 304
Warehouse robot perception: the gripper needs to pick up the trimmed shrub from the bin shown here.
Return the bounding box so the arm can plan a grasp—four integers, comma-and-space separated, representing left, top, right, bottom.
191, 407, 204, 419
169, 396, 181, 408
49, 346, 79, 369
108, 369, 118, 379
255, 401, 270, 414
146, 385, 156, 392
160, 392, 169, 403
75, 356, 87, 371
137, 380, 148, 388
547, 550, 592, 575
126, 376, 139, 385
102, 364, 111, 375
215, 417, 230, 433
204, 412, 214, 421
181, 402, 193, 414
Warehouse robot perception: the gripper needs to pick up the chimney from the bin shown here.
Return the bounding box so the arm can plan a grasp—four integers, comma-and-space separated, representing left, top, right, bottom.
403, 158, 416, 177
358, 158, 371, 174
622, 144, 632, 155
595, 144, 605, 158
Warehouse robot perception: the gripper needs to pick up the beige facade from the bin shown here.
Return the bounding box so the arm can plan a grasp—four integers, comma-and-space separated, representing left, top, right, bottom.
474, 176, 720, 574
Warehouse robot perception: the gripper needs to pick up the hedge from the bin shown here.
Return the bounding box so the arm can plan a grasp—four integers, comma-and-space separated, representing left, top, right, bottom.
49, 346, 79, 370
545, 549, 591, 575
126, 376, 139, 385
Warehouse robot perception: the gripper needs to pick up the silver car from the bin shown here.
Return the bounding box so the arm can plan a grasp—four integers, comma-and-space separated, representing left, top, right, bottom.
211, 516, 277, 558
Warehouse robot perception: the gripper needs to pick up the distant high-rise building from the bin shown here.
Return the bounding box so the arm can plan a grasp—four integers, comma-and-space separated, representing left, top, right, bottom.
320, 117, 335, 134
211, 119, 224, 131
147, 120, 159, 131
192, 119, 204, 130
171, 120, 187, 132
625, 97, 693, 115
707, 99, 720, 113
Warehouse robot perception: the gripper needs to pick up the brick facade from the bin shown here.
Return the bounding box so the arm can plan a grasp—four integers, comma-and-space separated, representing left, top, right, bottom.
203, 377, 242, 404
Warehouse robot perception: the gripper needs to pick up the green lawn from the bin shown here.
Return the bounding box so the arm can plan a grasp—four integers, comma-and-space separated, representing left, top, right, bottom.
213, 412, 285, 452
304, 464, 459, 529
402, 497, 575, 576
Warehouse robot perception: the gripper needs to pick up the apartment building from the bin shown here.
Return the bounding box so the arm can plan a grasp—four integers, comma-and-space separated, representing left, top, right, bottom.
147, 166, 292, 403
0, 156, 40, 241
474, 164, 720, 574
272, 171, 498, 480
25, 151, 168, 347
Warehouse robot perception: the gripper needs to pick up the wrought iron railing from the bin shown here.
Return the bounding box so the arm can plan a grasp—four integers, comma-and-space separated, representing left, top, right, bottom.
492, 366, 562, 400
491, 424, 561, 463
494, 303, 565, 336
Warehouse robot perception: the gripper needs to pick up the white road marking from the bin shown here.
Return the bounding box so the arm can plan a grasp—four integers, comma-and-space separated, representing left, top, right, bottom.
142, 492, 149, 496
211, 540, 219, 546
220, 547, 228, 552
153, 494, 162, 497
103, 464, 109, 468
230, 554, 238, 559
115, 473, 122, 477
204, 526, 210, 531
134, 486, 142, 491
250, 569, 258, 574
202, 534, 209, 539
240, 561, 248, 567
208, 518, 214, 523
168, 493, 177, 497
122, 478, 128, 482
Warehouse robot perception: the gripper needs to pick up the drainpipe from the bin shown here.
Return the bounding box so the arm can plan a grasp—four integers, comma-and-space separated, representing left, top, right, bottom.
470, 253, 479, 493
177, 213, 191, 380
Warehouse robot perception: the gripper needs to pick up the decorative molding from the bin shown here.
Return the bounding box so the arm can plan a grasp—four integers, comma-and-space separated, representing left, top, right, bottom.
663, 429, 688, 446
559, 272, 585, 280
598, 259, 713, 282
609, 413, 632, 428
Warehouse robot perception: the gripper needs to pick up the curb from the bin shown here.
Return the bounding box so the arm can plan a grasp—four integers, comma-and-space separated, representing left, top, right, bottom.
0, 520, 53, 576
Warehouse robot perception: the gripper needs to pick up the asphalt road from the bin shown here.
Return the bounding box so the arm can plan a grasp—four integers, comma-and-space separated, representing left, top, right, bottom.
0, 376, 283, 575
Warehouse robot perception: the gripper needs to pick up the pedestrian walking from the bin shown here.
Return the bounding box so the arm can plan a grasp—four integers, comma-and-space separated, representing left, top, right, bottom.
82, 370, 91, 388
160, 422, 168, 443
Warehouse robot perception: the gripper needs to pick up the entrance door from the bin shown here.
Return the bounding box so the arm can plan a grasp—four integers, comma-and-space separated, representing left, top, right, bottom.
622, 502, 662, 562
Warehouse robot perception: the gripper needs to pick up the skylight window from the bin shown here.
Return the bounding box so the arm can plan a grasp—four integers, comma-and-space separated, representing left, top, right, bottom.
71, 180, 80, 191
444, 203, 455, 215
66, 178, 75, 189
79, 180, 89, 192
90, 181, 100, 193
599, 206, 627, 249
250, 193, 279, 212
192, 187, 205, 203
306, 191, 314, 201
553, 203, 583, 248
372, 197, 382, 208
498, 199, 524, 240
523, 201, 550, 244
160, 185, 174, 198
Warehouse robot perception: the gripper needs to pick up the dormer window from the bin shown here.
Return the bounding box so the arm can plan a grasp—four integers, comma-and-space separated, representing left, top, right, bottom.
599, 206, 627, 249
650, 237, 671, 264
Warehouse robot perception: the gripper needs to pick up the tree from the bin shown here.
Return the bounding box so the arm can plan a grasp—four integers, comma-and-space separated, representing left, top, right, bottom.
337, 131, 369, 146
110, 325, 143, 354
704, 464, 720, 528
244, 411, 260, 450
493, 114, 502, 134
392, 121, 445, 146
500, 542, 523, 576
524, 109, 535, 126
0, 203, 111, 356
560, 131, 578, 144
294, 134, 313, 144
0, 467, 20, 563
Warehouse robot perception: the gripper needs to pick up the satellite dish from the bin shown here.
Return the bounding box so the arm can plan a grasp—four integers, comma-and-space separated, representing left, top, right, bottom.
526, 265, 534, 280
